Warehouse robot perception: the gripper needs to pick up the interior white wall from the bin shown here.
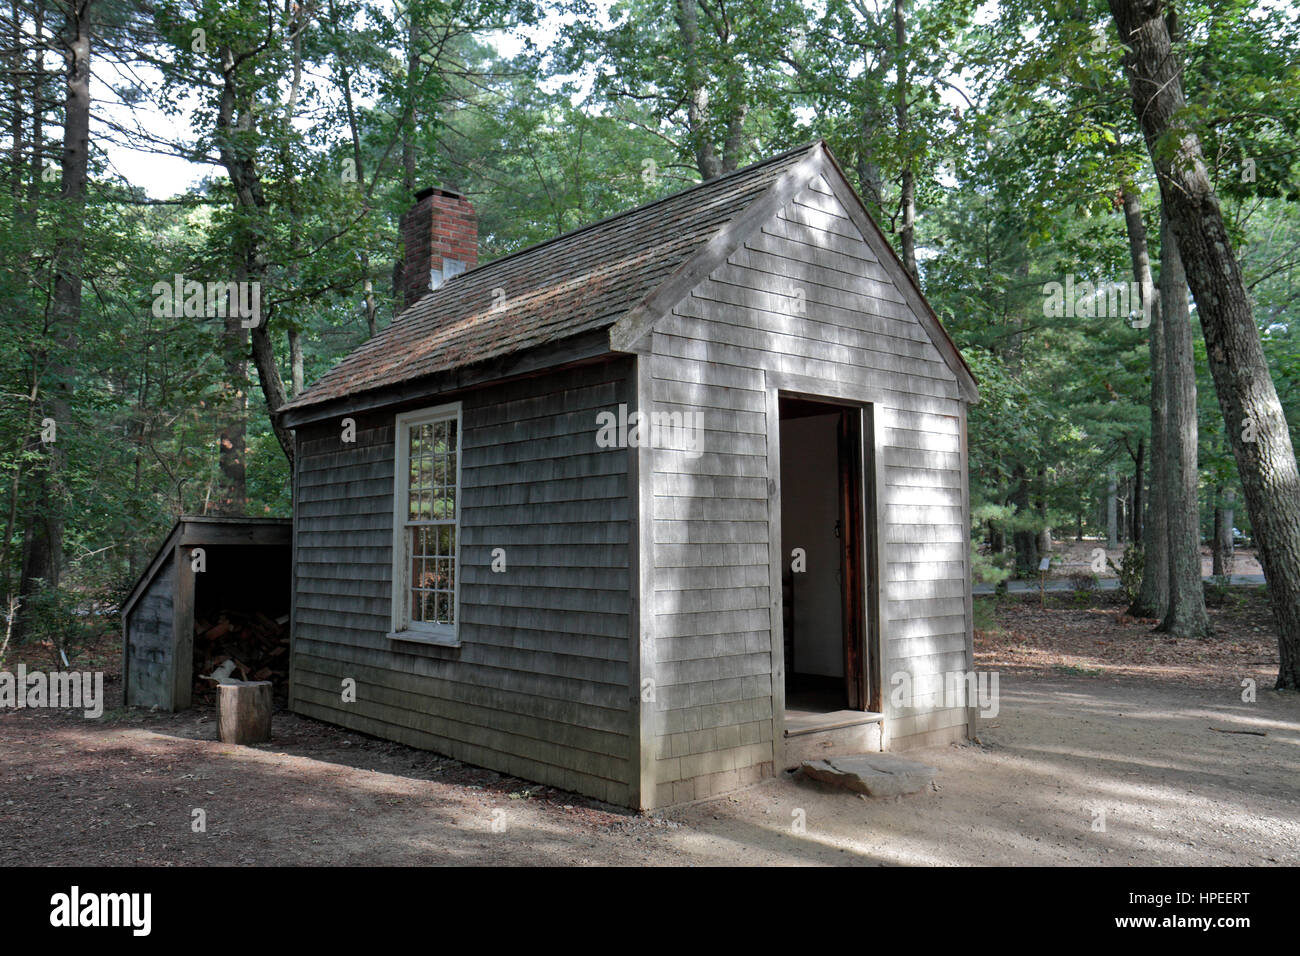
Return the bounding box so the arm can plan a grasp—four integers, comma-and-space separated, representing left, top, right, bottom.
779, 412, 843, 678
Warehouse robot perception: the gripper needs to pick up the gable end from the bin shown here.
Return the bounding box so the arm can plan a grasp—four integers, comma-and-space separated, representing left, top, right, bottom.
609, 144, 979, 404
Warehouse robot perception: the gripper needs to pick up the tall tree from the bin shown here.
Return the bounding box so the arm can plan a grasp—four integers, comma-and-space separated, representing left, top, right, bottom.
1158, 209, 1210, 636
892, 0, 917, 280
1212, 486, 1235, 576
19, 0, 92, 611
1110, 0, 1300, 685
1122, 190, 1168, 618
563, 0, 803, 182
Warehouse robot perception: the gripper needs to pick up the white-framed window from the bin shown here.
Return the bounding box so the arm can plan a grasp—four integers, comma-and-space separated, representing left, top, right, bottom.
390, 402, 462, 645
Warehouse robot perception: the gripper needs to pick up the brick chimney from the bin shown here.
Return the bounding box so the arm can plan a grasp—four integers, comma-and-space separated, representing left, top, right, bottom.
398, 186, 477, 311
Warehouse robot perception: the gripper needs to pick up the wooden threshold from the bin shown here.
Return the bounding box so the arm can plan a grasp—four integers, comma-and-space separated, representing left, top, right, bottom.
784, 709, 884, 738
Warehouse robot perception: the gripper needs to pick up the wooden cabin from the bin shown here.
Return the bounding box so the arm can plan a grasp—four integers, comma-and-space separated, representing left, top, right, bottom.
277, 141, 979, 809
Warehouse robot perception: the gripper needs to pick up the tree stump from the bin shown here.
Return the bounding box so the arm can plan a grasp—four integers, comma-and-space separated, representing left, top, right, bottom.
217, 680, 272, 745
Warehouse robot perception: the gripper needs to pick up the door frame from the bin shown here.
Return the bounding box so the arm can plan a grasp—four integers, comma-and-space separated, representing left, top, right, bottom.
837, 405, 868, 710
771, 388, 881, 726
767, 371, 892, 769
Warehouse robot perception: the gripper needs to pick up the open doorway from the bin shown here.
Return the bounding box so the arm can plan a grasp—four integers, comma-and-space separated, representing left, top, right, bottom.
779, 397, 879, 730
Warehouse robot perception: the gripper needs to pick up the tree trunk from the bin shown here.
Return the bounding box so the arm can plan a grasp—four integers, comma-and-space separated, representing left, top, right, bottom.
216, 290, 248, 513
1035, 465, 1050, 554
989, 520, 1005, 556
1, 380, 37, 595
1012, 464, 1039, 575
289, 327, 304, 397
1117, 482, 1127, 543
213, 43, 294, 467
855, 138, 885, 213
1123, 190, 1168, 618
676, 0, 720, 180
1107, 468, 1119, 550
283, 5, 306, 403
402, 9, 418, 193
7, 0, 24, 203
893, 0, 918, 281
1212, 486, 1235, 578
1111, 0, 1300, 684
247, 258, 294, 460
720, 102, 747, 175
1157, 210, 1211, 638
1131, 438, 1144, 543
328, 0, 378, 336
19, 0, 91, 613
26, 0, 45, 217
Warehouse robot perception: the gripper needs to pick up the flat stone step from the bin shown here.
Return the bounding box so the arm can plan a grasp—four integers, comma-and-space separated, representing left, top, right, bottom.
800, 754, 937, 797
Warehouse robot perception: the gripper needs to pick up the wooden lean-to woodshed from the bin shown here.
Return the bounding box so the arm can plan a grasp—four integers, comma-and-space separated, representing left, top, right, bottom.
121, 516, 292, 711
278, 141, 980, 809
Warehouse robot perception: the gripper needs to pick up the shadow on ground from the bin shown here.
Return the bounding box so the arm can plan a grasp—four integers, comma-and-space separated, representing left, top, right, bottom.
2, 674, 1297, 865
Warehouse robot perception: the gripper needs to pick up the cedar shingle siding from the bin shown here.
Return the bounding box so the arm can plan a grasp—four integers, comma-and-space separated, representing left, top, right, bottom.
291, 361, 635, 804
644, 173, 971, 804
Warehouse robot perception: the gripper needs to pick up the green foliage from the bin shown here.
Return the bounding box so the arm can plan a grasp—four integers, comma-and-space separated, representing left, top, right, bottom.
1107, 544, 1144, 607
972, 595, 1002, 635
560, 0, 810, 179
971, 501, 1015, 585
15, 582, 101, 668
0, 0, 1297, 624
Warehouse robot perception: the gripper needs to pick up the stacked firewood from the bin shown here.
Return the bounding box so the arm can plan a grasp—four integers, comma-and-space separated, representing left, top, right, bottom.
192, 610, 290, 696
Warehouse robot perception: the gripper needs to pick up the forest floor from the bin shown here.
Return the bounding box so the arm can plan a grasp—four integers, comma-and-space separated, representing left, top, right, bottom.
1046, 539, 1263, 581
2, 586, 1297, 866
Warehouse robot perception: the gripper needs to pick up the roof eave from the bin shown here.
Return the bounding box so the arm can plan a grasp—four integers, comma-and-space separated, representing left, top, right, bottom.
277, 326, 619, 429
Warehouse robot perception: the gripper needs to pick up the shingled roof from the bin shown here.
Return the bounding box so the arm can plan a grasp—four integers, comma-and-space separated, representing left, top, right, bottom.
279, 142, 820, 414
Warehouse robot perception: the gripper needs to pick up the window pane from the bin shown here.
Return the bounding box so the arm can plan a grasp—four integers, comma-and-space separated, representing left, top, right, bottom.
408, 418, 456, 523
402, 413, 458, 629
445, 535, 456, 590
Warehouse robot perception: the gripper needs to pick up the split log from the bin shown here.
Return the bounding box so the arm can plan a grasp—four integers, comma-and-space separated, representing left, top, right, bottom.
218, 680, 273, 745
192, 607, 290, 699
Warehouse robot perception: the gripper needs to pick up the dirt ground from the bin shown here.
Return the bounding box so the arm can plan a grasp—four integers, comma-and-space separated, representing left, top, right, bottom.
2, 588, 1297, 866
976, 587, 1282, 688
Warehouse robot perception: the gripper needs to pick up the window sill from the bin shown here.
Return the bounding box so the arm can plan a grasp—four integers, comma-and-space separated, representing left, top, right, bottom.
387, 630, 461, 649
